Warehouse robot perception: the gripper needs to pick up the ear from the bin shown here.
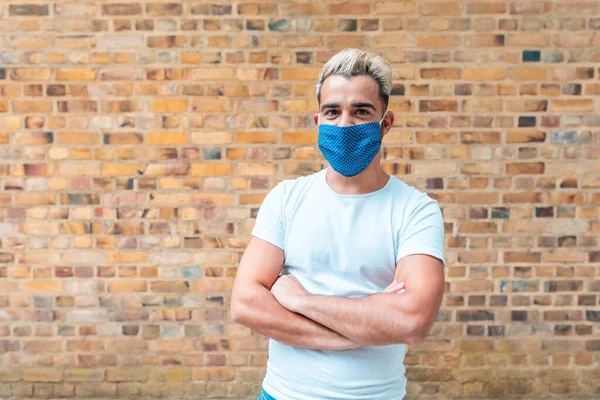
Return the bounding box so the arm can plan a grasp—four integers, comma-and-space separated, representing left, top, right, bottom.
381, 111, 395, 138
313, 112, 320, 127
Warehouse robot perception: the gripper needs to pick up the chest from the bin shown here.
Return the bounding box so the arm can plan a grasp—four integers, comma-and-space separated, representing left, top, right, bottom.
282, 197, 400, 297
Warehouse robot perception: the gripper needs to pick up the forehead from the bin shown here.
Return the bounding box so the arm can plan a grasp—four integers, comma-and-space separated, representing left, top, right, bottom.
320, 75, 382, 108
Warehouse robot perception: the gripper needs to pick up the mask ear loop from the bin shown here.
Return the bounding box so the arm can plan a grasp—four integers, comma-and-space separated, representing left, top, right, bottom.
379, 111, 388, 127
378, 111, 389, 141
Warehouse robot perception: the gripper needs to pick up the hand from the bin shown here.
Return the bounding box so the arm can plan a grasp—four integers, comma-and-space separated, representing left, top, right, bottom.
383, 280, 405, 294
271, 274, 308, 312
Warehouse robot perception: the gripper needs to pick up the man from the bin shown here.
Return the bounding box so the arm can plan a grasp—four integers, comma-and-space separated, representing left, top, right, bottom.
231, 48, 446, 400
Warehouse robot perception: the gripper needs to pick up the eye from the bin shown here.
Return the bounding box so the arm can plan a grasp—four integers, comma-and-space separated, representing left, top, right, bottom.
324, 110, 339, 117
356, 109, 370, 115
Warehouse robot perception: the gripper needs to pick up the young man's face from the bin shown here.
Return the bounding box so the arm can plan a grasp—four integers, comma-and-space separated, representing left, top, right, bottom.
314, 74, 393, 134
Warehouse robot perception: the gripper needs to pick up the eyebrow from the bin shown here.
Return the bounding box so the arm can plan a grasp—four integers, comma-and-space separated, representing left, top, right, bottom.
352, 102, 377, 111
320, 102, 377, 111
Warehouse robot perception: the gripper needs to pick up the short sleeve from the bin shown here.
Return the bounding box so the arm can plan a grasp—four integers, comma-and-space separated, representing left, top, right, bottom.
251, 183, 285, 250
396, 194, 446, 268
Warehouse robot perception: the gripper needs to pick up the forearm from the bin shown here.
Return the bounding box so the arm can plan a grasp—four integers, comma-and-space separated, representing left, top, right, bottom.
231, 284, 358, 350
292, 292, 429, 347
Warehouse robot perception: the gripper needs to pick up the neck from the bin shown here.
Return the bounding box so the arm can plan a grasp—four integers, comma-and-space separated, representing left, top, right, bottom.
325, 154, 390, 195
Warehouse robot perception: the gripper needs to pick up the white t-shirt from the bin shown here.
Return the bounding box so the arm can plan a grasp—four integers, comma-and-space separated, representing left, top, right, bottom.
251, 168, 446, 400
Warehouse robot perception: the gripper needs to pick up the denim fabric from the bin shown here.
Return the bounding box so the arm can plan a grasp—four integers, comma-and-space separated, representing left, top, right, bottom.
258, 388, 276, 400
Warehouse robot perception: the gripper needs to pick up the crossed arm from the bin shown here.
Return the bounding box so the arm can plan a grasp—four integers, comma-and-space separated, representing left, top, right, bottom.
230, 237, 445, 350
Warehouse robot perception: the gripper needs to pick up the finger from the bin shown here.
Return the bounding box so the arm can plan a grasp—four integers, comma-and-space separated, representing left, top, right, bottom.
389, 281, 405, 293
383, 280, 398, 293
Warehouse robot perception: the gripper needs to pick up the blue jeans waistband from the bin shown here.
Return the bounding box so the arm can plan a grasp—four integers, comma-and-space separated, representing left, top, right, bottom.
259, 388, 276, 400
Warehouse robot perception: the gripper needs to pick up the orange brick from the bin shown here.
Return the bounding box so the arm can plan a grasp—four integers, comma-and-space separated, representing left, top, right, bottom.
23, 368, 62, 383
190, 68, 236, 81
507, 163, 545, 175
550, 99, 594, 112
146, 132, 188, 145
181, 51, 202, 64
240, 193, 267, 205
419, 1, 462, 15
11, 68, 52, 81
467, 2, 506, 14
56, 68, 97, 81
107, 252, 148, 264
235, 163, 278, 176
329, 2, 370, 14
12, 100, 52, 113
281, 2, 326, 16
506, 191, 541, 203
281, 68, 321, 80
458, 222, 498, 233
373, 34, 417, 48
226, 148, 246, 160
238, 3, 277, 15
150, 99, 189, 113
190, 163, 232, 176
507, 33, 551, 47
56, 35, 97, 49
464, 34, 505, 47
507, 99, 548, 112
55, 132, 99, 145
282, 132, 318, 145
108, 281, 147, 293
555, 33, 595, 48
327, 35, 368, 50
456, 192, 498, 205
16, 193, 55, 206
191, 99, 226, 113
191, 131, 232, 145
513, 67, 550, 81
464, 68, 507, 81
282, 99, 318, 113
418, 35, 460, 48
22, 281, 61, 292
0, 4, 596, 392
506, 130, 547, 143
102, 164, 142, 176
194, 193, 234, 206
236, 132, 277, 144
373, 1, 415, 14
420, 100, 457, 112
421, 68, 461, 80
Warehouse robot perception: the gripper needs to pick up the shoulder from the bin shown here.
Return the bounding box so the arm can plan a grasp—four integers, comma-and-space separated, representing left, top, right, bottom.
270, 169, 324, 200
387, 176, 435, 204
387, 176, 442, 216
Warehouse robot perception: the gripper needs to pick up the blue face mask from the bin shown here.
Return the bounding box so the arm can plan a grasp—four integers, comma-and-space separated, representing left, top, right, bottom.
318, 112, 387, 177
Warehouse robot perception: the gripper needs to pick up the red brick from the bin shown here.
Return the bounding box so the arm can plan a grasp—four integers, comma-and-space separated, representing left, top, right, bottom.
507, 163, 545, 175
0, 4, 596, 396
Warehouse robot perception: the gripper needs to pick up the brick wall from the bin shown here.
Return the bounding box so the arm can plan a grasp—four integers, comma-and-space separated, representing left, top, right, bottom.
0, 0, 598, 398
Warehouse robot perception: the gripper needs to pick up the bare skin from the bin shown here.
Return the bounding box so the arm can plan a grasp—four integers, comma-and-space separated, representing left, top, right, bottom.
271, 254, 444, 346
231, 237, 404, 350
231, 74, 445, 349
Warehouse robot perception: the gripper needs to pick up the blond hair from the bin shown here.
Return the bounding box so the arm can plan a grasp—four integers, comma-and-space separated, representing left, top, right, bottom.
315, 48, 393, 112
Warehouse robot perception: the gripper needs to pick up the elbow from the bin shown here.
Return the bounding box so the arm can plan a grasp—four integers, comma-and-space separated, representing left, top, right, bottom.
404, 320, 430, 346
230, 294, 247, 325
230, 304, 243, 325
405, 328, 426, 346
